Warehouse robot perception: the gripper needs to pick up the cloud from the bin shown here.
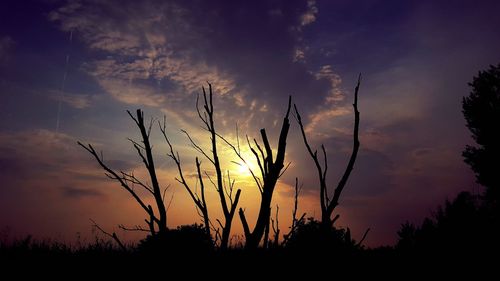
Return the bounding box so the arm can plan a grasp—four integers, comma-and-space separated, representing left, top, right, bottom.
0, 128, 166, 242
96, 78, 166, 106
0, 129, 137, 191
48, 0, 335, 136
50, 0, 242, 120
300, 0, 318, 26
0, 36, 15, 63
315, 65, 343, 102
62, 186, 105, 199
293, 48, 306, 63
297, 65, 349, 139
305, 106, 352, 138
49, 90, 93, 109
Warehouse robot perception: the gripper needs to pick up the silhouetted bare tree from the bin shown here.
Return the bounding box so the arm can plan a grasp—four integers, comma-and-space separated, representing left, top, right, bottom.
160, 119, 210, 238
182, 83, 241, 250
294, 74, 361, 228
282, 178, 306, 245
221, 97, 292, 249
78, 109, 169, 236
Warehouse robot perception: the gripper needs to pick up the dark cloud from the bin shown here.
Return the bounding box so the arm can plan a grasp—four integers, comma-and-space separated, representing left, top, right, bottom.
62, 186, 105, 199
0, 36, 15, 63
344, 149, 394, 197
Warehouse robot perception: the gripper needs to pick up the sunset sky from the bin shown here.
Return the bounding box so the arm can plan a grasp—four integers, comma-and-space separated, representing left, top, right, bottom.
1, 0, 500, 247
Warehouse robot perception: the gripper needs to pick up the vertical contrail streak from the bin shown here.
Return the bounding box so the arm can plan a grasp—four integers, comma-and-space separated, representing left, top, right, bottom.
55, 29, 73, 134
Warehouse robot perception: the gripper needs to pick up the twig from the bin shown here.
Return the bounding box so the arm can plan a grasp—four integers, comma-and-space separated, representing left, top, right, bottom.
90, 219, 126, 251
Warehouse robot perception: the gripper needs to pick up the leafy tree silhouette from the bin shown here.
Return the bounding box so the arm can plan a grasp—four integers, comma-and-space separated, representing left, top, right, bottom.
396, 191, 500, 255
462, 63, 500, 202
395, 64, 500, 267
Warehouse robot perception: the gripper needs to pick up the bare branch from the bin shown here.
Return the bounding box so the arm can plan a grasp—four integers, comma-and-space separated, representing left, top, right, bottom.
238, 208, 251, 239
78, 142, 154, 220
166, 191, 175, 211
196, 157, 211, 236
332, 214, 340, 225
229, 189, 241, 220
90, 219, 126, 251
216, 219, 224, 230
121, 171, 154, 195
127, 138, 145, 150
162, 184, 171, 202
293, 104, 327, 216
147, 117, 154, 138
126, 110, 139, 127
239, 96, 292, 249
196, 93, 210, 129
322, 144, 330, 205
327, 73, 361, 216
278, 161, 291, 178
253, 138, 267, 176
260, 129, 273, 166
217, 132, 262, 191
271, 205, 280, 246
118, 224, 150, 232
181, 129, 215, 165
292, 178, 301, 227
356, 228, 370, 247
130, 109, 167, 233
246, 136, 265, 180
205, 171, 217, 191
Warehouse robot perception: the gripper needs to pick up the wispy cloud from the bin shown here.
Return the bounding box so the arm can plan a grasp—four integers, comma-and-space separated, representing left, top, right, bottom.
62, 186, 105, 199
48, 0, 334, 136
49, 90, 93, 109
300, 0, 318, 26
315, 65, 343, 102
96, 78, 166, 107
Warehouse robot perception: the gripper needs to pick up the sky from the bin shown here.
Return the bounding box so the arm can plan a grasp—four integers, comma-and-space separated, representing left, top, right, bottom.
1, 0, 499, 247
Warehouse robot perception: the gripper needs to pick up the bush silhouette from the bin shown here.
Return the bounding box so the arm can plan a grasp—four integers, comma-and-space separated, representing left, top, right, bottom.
284, 218, 359, 254
136, 224, 213, 255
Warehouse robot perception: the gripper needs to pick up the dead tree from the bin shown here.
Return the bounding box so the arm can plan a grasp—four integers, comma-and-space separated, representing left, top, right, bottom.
270, 206, 280, 247
282, 178, 306, 245
78, 109, 168, 236
183, 83, 241, 250
222, 96, 292, 249
294, 74, 361, 228
160, 119, 210, 237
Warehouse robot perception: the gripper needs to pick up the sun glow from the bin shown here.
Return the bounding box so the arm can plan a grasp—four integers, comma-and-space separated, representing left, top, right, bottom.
237, 161, 255, 175
233, 151, 259, 178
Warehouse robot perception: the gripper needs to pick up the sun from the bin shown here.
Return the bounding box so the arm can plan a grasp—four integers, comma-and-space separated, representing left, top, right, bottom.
238, 162, 252, 175
234, 152, 258, 177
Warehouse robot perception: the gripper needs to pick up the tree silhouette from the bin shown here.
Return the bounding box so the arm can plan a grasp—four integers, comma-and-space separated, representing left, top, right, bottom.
284, 217, 365, 253
181, 83, 241, 250
462, 63, 500, 201
220, 97, 292, 249
78, 109, 169, 237
294, 74, 361, 228
160, 124, 211, 238
396, 191, 500, 254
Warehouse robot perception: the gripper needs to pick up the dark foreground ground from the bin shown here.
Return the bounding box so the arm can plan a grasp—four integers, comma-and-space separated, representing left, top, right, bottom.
1, 241, 496, 279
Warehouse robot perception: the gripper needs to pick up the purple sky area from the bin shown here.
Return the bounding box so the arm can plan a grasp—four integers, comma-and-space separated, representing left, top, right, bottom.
1, 0, 500, 246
